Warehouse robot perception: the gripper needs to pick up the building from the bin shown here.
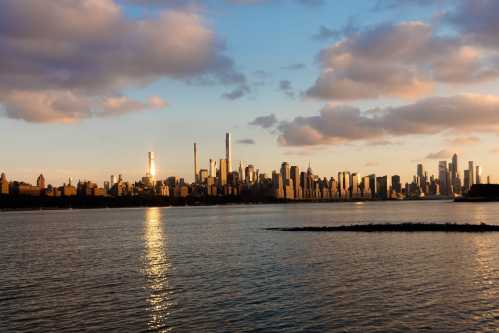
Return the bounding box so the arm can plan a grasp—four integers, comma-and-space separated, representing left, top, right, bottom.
36, 174, 45, 191
368, 174, 377, 198
272, 171, 284, 199
391, 175, 401, 194
209, 159, 216, 178
476, 166, 482, 184
219, 159, 228, 186
147, 152, 156, 179
199, 169, 208, 184
351, 173, 361, 198
376, 176, 391, 199
0, 173, 9, 195
468, 161, 475, 187
290, 166, 302, 200
438, 161, 450, 196
194, 143, 199, 184
226, 132, 232, 173
361, 176, 371, 199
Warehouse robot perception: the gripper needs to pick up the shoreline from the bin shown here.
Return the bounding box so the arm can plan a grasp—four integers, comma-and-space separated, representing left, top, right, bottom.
0, 196, 458, 212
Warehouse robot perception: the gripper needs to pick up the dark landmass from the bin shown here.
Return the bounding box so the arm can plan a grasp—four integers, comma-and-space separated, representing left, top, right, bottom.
0, 194, 452, 211
455, 184, 499, 202
267, 223, 499, 233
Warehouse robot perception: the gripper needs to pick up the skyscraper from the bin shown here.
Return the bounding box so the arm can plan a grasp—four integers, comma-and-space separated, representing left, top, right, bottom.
1, 173, 9, 195
194, 143, 199, 184
468, 161, 475, 187
36, 174, 45, 190
219, 159, 228, 186
438, 161, 448, 196
476, 166, 482, 184
209, 159, 216, 178
226, 132, 232, 173
147, 152, 156, 179
417, 163, 425, 178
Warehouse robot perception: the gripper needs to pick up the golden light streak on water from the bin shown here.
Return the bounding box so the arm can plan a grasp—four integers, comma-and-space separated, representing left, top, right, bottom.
144, 207, 172, 332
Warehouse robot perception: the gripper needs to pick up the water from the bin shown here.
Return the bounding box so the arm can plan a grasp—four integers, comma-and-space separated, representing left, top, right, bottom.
1, 201, 499, 332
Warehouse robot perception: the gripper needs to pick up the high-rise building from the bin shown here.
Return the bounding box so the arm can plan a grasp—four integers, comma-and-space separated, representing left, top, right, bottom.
36, 174, 45, 190
238, 161, 244, 181
272, 171, 284, 199
219, 159, 228, 186
194, 143, 199, 184
468, 161, 475, 187
438, 161, 449, 196
338, 171, 350, 199
376, 175, 391, 199
199, 169, 208, 184
391, 175, 401, 194
147, 152, 156, 179
209, 159, 216, 178
361, 176, 371, 198
245, 165, 256, 183
290, 166, 301, 199
280, 162, 290, 186
110, 175, 116, 185
476, 166, 482, 184
226, 132, 232, 173
351, 173, 361, 198
464, 170, 471, 191
368, 174, 377, 198
417, 164, 425, 179
0, 173, 9, 195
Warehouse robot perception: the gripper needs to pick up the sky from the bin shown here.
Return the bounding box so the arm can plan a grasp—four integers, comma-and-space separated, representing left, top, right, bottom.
1, 0, 499, 185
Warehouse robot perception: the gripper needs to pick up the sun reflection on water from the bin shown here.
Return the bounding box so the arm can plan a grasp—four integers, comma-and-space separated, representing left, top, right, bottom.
144, 207, 172, 331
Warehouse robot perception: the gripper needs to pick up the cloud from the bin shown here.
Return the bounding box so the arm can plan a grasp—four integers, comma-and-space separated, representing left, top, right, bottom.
0, 0, 246, 122
98, 96, 166, 117
249, 114, 278, 129
426, 149, 452, 160
237, 138, 256, 144
447, 136, 480, 145
1, 90, 166, 123
281, 63, 306, 70
126, 0, 324, 7
373, 0, 447, 10
446, 0, 499, 47
276, 94, 499, 146
279, 80, 295, 98
312, 18, 358, 41
306, 21, 499, 101
222, 85, 250, 100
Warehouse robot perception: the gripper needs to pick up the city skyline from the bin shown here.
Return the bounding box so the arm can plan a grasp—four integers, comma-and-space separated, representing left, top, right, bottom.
0, 131, 490, 198
2, 1, 499, 184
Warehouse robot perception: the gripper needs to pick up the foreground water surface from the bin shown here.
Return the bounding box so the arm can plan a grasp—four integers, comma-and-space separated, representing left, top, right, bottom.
1, 201, 499, 332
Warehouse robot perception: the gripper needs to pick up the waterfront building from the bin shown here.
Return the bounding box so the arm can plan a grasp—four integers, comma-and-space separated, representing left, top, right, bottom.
438, 161, 449, 196
476, 166, 482, 185
391, 175, 401, 194
147, 152, 156, 180
219, 159, 228, 186
199, 169, 208, 184
209, 159, 216, 178
194, 143, 199, 184
290, 166, 302, 200
376, 176, 391, 199
226, 132, 232, 173
351, 173, 361, 199
468, 161, 475, 187
0, 173, 9, 195
368, 174, 377, 198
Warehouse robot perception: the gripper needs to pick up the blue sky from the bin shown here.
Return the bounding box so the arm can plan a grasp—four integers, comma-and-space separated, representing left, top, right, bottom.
1, 0, 498, 185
